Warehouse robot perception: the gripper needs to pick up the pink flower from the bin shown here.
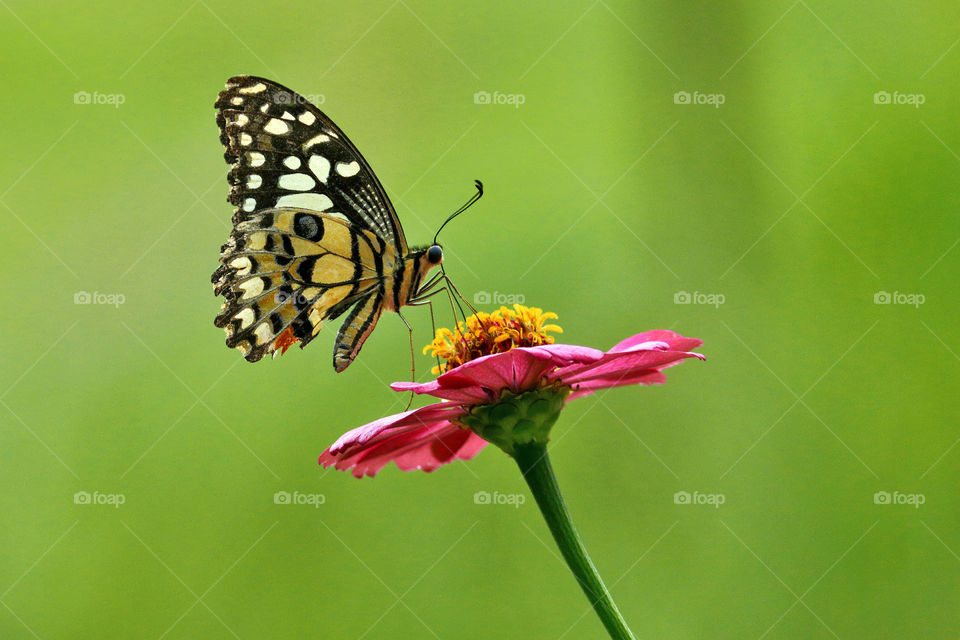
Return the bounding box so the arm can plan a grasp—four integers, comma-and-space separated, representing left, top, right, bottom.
319, 329, 704, 478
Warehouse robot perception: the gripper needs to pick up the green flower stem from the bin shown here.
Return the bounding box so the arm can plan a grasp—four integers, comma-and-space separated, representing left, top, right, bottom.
514, 442, 637, 640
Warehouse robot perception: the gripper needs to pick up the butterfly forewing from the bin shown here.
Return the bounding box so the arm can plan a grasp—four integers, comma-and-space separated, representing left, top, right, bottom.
215, 76, 406, 252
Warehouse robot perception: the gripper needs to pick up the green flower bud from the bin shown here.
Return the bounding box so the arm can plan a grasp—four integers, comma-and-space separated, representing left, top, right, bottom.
457, 387, 570, 456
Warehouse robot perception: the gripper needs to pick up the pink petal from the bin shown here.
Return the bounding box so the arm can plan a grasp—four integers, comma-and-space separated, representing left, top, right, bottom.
610, 330, 703, 354
526, 343, 606, 363
325, 402, 467, 453
321, 422, 486, 478
437, 349, 557, 394
391, 379, 492, 404
412, 343, 603, 400
552, 349, 704, 387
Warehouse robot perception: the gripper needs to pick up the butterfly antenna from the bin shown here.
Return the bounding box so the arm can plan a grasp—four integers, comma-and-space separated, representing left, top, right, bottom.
433, 180, 483, 246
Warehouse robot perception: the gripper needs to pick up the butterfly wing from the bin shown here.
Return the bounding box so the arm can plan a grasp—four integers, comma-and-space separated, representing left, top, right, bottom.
215, 75, 407, 254
213, 209, 392, 362
333, 289, 384, 373
213, 75, 406, 368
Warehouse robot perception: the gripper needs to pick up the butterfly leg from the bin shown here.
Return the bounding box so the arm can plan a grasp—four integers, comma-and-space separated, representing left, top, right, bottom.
408, 292, 446, 375
396, 310, 416, 411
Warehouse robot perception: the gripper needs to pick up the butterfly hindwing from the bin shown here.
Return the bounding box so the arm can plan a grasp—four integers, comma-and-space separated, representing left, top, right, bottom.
213, 208, 392, 362
215, 75, 407, 253
333, 289, 385, 373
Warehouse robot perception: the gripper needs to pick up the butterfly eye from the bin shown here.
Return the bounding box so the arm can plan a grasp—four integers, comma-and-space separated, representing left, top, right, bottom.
426, 245, 443, 264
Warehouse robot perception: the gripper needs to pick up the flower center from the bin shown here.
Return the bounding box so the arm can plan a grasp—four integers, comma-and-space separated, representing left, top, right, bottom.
424, 304, 563, 374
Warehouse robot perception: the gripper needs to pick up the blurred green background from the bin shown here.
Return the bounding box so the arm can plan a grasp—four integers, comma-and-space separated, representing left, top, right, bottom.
2, 1, 959, 638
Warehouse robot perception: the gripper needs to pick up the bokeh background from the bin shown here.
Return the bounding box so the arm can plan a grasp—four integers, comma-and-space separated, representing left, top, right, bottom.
2, 2, 959, 638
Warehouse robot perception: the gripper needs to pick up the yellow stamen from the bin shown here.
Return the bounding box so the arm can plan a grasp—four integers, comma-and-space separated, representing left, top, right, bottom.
424, 304, 563, 374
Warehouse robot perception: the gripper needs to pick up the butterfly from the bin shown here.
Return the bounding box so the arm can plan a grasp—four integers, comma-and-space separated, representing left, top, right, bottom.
211, 75, 461, 372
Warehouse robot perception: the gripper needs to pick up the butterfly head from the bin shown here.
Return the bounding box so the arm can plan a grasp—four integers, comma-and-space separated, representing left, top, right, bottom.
426, 244, 444, 265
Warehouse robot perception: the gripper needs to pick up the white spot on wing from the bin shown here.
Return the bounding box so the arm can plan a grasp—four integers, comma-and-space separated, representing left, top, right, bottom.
283, 156, 301, 170
278, 173, 316, 191
276, 193, 334, 210
299, 111, 316, 126
336, 161, 360, 177
304, 134, 329, 149
254, 322, 273, 345
230, 257, 252, 276
238, 278, 264, 300
281, 111, 295, 121
248, 152, 265, 167
246, 174, 262, 189
243, 197, 256, 211
230, 96, 243, 106
308, 155, 330, 184
235, 114, 249, 126
264, 118, 289, 135
236, 308, 256, 328
239, 82, 266, 94
239, 133, 253, 146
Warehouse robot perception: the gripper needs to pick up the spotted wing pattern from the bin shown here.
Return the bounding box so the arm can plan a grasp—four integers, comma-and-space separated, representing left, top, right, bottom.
213, 75, 408, 368
213, 209, 392, 362
214, 75, 407, 254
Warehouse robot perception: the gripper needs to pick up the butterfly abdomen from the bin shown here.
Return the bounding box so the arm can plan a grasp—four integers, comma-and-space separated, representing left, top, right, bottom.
383, 250, 440, 313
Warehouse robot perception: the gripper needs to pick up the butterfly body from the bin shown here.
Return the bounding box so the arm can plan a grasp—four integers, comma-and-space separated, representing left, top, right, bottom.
211, 76, 443, 371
